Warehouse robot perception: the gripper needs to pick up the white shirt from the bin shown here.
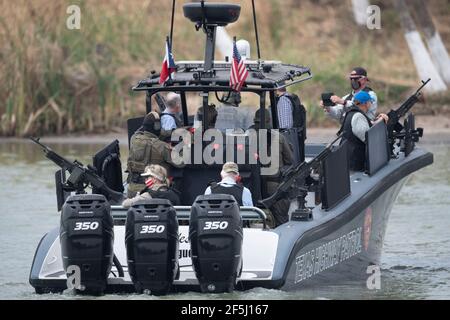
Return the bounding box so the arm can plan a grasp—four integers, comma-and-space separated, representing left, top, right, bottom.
204, 177, 254, 206
326, 89, 378, 122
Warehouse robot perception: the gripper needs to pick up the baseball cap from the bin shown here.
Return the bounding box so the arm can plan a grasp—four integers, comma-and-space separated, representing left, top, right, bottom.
222, 162, 239, 175
354, 91, 373, 104
141, 164, 167, 181
350, 67, 368, 78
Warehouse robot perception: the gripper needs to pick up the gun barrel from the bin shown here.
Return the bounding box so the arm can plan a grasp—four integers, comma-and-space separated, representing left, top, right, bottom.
417, 78, 431, 94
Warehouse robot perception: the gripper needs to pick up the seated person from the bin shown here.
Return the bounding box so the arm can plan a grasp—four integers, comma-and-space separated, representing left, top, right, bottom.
204, 162, 253, 207
123, 164, 181, 208
339, 91, 388, 171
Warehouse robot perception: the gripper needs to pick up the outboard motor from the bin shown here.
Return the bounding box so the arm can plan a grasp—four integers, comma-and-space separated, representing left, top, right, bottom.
60, 194, 114, 294
125, 199, 179, 294
189, 195, 243, 293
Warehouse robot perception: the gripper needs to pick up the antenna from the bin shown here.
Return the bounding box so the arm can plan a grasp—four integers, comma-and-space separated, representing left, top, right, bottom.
251, 0, 262, 66
170, 0, 176, 45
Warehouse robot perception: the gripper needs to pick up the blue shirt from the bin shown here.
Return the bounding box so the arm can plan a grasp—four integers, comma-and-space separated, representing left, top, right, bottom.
161, 111, 179, 131
204, 177, 254, 206
277, 94, 293, 129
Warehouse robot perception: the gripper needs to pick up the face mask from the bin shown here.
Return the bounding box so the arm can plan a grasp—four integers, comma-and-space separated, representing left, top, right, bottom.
351, 78, 361, 91
145, 178, 155, 189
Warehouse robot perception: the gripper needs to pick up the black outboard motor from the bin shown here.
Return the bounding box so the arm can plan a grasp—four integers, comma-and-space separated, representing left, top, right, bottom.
60, 194, 114, 294
125, 199, 179, 294
189, 195, 243, 293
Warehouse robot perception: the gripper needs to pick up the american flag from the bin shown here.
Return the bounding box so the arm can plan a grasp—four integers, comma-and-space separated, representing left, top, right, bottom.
159, 38, 176, 85
230, 40, 249, 92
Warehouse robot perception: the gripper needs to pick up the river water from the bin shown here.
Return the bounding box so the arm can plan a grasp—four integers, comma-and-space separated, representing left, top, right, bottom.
0, 137, 449, 300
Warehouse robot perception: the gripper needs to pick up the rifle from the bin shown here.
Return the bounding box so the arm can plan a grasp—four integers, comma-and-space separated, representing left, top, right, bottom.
261, 134, 342, 209
155, 93, 168, 113
30, 137, 124, 204
387, 79, 430, 152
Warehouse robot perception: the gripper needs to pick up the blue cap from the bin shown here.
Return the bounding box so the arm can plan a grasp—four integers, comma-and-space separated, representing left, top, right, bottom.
354, 91, 373, 104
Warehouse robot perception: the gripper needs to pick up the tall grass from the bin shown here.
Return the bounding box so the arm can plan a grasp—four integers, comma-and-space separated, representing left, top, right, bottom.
0, 0, 448, 136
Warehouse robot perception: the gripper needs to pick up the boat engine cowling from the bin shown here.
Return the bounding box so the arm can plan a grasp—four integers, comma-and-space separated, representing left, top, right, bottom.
125, 199, 179, 294
189, 194, 243, 293
60, 194, 114, 294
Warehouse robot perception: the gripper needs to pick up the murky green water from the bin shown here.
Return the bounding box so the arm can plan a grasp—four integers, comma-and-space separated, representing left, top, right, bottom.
0, 139, 449, 300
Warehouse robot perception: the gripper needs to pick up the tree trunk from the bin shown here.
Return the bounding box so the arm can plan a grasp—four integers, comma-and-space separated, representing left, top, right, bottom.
394, 0, 447, 93
410, 0, 450, 85
351, 0, 370, 26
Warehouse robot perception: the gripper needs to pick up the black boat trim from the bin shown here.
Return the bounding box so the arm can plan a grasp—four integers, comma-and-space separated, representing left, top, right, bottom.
279, 150, 433, 283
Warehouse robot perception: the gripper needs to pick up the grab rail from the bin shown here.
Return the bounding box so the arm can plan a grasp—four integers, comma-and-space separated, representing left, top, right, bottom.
111, 205, 267, 229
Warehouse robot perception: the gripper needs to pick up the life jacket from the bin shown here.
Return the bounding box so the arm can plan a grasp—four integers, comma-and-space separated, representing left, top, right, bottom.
338, 107, 373, 171
127, 131, 166, 179
340, 87, 373, 122
161, 112, 183, 128
210, 182, 244, 206
343, 86, 373, 105
277, 93, 307, 131
140, 186, 181, 206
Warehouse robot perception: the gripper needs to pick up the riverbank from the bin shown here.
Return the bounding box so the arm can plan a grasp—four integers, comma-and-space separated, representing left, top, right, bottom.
0, 116, 450, 145
1, 115, 449, 145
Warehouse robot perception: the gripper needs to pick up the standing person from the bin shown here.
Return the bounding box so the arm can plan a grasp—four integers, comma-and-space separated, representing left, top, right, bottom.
122, 165, 180, 208
338, 91, 388, 171
204, 162, 253, 207
126, 112, 184, 197
161, 92, 183, 131
276, 86, 306, 131
322, 67, 378, 122
252, 109, 294, 227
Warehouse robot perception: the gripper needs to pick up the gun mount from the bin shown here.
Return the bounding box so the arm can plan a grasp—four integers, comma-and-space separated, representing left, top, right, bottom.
30, 137, 124, 207
387, 78, 430, 156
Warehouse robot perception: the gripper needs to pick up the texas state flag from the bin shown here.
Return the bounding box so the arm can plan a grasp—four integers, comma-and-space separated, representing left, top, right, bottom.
159, 38, 176, 85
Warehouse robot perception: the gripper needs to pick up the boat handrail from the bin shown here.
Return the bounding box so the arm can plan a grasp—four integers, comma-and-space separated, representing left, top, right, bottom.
111, 205, 267, 226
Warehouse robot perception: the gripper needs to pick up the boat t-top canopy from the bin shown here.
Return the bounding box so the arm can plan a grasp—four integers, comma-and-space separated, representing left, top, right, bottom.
133, 61, 312, 93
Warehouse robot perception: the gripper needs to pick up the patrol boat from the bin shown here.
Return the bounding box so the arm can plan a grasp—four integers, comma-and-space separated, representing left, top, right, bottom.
29, 1, 433, 294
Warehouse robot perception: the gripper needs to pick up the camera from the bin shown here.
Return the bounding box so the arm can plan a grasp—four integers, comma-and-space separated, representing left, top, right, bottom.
322, 92, 336, 107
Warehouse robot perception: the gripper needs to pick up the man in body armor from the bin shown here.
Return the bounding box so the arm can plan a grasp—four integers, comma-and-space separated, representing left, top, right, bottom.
322, 67, 378, 123
204, 162, 253, 207
159, 92, 184, 142
123, 165, 180, 208
161, 92, 183, 130
126, 112, 183, 197
339, 91, 388, 171
275, 86, 305, 130
251, 109, 294, 227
